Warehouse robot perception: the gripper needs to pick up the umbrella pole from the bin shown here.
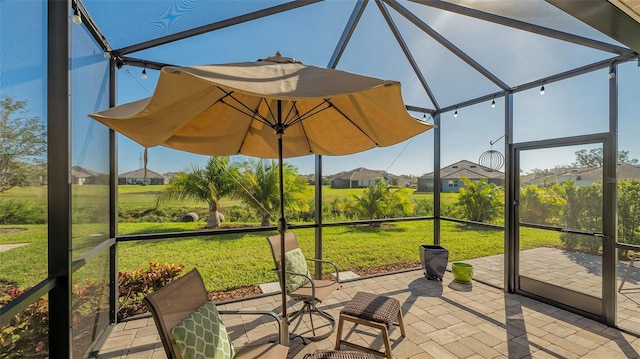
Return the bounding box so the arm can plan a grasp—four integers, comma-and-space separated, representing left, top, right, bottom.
277, 100, 289, 346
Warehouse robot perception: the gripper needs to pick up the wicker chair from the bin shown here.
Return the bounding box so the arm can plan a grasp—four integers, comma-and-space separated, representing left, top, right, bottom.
143, 268, 288, 359
267, 232, 341, 341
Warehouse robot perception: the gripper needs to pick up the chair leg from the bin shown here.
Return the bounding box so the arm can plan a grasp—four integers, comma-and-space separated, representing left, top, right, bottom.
619, 252, 636, 292
289, 300, 336, 342
289, 302, 311, 334
397, 310, 406, 337
309, 305, 316, 337
381, 326, 393, 359
334, 315, 345, 350
309, 307, 336, 341
335, 314, 398, 358
288, 303, 305, 322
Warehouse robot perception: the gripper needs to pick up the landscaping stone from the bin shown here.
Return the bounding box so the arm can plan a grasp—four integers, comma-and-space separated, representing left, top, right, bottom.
180, 212, 199, 222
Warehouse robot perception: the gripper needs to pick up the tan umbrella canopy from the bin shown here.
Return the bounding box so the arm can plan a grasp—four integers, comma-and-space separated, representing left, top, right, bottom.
90, 53, 433, 158
89, 52, 433, 343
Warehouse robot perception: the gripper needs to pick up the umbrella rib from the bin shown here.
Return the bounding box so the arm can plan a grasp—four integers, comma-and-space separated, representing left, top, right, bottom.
286, 102, 313, 154
282, 100, 300, 127
258, 96, 278, 129
297, 115, 314, 155
283, 100, 332, 129
327, 99, 380, 146
217, 88, 277, 129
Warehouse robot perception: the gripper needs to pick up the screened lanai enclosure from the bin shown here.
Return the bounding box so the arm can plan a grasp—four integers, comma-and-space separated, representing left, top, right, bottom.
0, 0, 639, 357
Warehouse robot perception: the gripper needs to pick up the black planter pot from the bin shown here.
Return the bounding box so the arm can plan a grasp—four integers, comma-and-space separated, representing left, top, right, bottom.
419, 245, 449, 281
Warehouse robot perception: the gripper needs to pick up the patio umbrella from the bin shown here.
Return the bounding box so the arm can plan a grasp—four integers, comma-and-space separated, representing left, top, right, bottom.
89, 52, 434, 343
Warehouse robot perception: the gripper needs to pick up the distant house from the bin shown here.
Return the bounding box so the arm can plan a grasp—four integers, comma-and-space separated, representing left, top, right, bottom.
521, 163, 640, 187
163, 172, 180, 183
118, 168, 167, 185
330, 168, 397, 189
520, 167, 591, 187
71, 166, 103, 185
417, 160, 504, 193
304, 174, 315, 185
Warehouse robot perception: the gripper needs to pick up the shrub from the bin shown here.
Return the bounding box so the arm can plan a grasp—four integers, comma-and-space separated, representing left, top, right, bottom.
326, 198, 354, 221
0, 282, 49, 358
0, 279, 113, 359
440, 203, 455, 217
413, 199, 434, 216
454, 178, 503, 223
520, 183, 565, 224
0, 200, 46, 224
618, 179, 640, 257
118, 207, 205, 223
342, 179, 415, 223
118, 262, 185, 320
222, 205, 259, 223
560, 181, 602, 254
72, 280, 107, 320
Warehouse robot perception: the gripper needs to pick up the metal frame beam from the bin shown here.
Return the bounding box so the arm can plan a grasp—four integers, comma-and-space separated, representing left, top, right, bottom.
384, 0, 510, 91
433, 114, 441, 244
412, 0, 635, 56
328, 0, 368, 69
109, 58, 119, 324
0, 279, 56, 327
546, 0, 640, 53
602, 62, 619, 326
72, 0, 110, 52
376, 0, 440, 110
117, 1, 322, 56
406, 105, 436, 114
435, 54, 635, 114
503, 55, 635, 95
120, 57, 173, 70
504, 91, 516, 292
314, 155, 323, 279
71, 238, 117, 273
48, 0, 72, 356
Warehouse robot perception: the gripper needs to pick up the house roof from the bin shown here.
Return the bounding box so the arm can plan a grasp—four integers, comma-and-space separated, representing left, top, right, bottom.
163, 172, 180, 180
119, 168, 166, 179
71, 166, 101, 178
421, 160, 504, 179
572, 163, 640, 182
331, 167, 396, 181
617, 163, 640, 179
521, 163, 640, 184
521, 167, 589, 184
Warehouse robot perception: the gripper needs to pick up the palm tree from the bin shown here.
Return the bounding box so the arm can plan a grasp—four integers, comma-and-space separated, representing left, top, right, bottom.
343, 178, 414, 226
454, 177, 503, 223
233, 159, 311, 226
157, 156, 238, 228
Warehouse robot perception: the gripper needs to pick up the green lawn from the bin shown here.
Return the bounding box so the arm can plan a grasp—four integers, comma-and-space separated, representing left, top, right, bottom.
313, 185, 458, 206
117, 184, 456, 208
1, 184, 457, 211
1, 221, 561, 291
117, 184, 245, 208
1, 184, 547, 292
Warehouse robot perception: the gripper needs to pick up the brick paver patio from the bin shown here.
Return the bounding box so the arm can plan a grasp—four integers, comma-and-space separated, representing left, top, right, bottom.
96, 248, 640, 358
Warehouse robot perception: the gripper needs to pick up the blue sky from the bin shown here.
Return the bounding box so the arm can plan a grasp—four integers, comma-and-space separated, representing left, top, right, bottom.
1, 1, 638, 177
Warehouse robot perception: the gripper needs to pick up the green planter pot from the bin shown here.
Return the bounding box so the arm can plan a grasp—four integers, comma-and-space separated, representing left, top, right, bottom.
452, 262, 473, 284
